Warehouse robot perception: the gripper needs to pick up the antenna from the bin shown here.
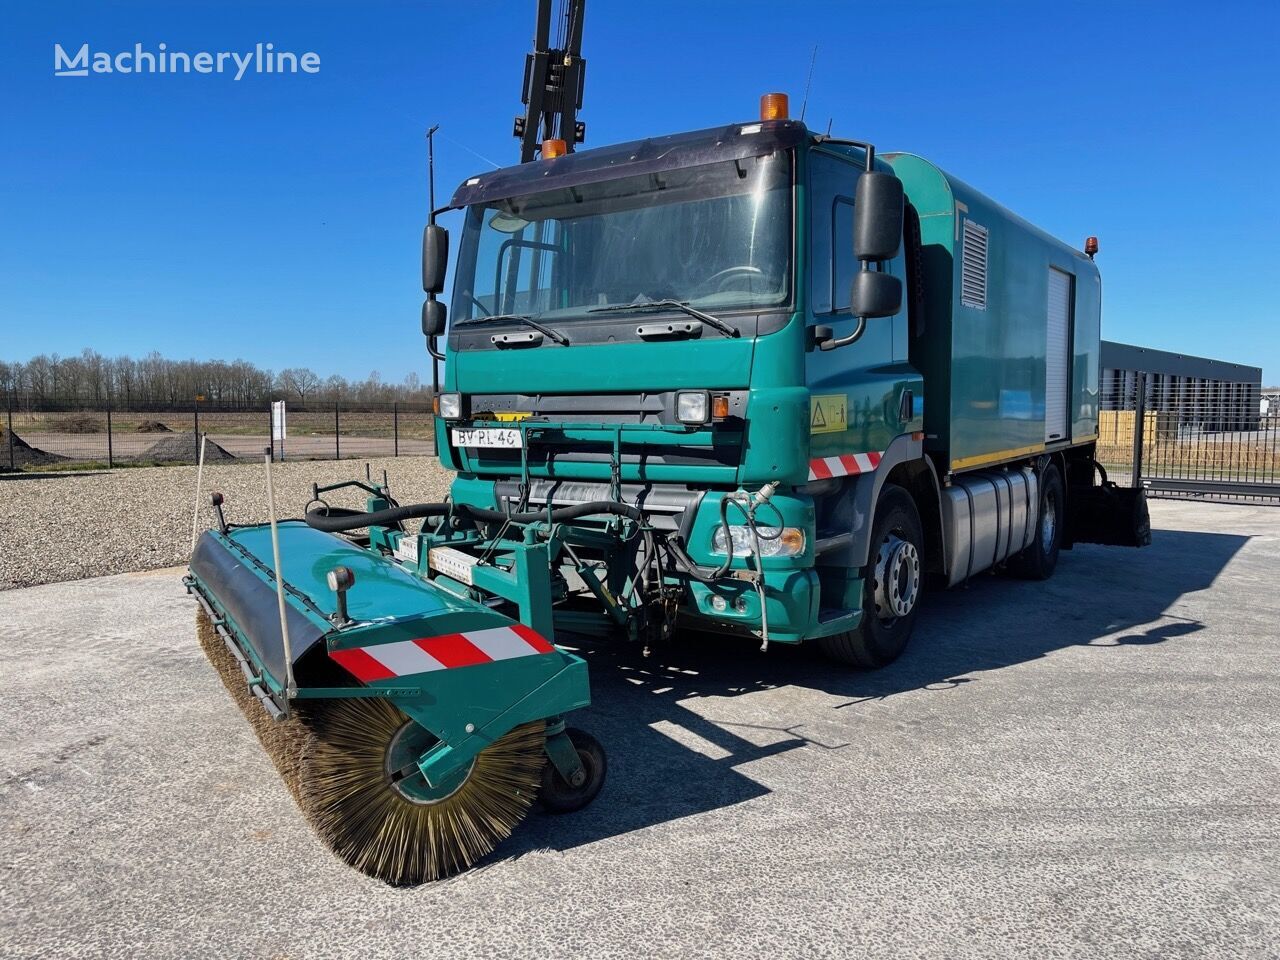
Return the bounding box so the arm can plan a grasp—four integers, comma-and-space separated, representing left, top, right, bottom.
426, 124, 440, 224
800, 45, 818, 122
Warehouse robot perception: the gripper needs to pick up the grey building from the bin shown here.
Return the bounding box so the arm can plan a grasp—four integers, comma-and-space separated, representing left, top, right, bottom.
1100, 340, 1263, 431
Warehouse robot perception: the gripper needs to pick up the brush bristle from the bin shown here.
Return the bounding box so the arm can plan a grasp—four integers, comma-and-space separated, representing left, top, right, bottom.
195, 608, 546, 884
196, 608, 311, 805
301, 699, 545, 884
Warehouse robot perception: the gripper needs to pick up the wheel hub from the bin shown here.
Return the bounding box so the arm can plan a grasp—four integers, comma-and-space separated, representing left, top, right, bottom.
874, 533, 921, 621
1041, 491, 1058, 552
385, 719, 475, 805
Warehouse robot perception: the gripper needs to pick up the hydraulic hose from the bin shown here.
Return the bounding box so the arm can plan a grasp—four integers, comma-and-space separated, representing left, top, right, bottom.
304, 502, 451, 532
712, 496, 735, 578
458, 500, 643, 525
663, 538, 728, 585
304, 499, 643, 533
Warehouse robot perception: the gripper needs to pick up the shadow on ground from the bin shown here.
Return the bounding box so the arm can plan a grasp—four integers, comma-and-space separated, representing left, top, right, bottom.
492, 527, 1249, 864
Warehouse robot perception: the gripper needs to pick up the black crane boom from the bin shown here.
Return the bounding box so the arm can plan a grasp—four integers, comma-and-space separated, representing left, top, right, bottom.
514, 0, 587, 163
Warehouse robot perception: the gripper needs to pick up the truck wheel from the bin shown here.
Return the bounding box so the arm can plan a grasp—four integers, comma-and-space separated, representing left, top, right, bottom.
1009, 463, 1064, 580
819, 484, 924, 669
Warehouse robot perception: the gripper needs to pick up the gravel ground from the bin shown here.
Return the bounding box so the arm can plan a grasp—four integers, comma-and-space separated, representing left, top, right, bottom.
0, 457, 450, 590
1, 499, 1277, 958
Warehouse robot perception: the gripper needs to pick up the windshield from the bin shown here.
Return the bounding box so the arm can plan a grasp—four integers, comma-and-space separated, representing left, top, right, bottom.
451, 153, 792, 323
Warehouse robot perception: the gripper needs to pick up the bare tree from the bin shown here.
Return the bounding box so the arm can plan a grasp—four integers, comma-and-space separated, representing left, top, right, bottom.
3, 350, 433, 407
277, 367, 321, 402
323, 374, 349, 400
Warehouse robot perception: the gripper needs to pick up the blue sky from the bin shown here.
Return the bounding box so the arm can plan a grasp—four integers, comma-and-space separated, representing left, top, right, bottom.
2, 0, 1276, 383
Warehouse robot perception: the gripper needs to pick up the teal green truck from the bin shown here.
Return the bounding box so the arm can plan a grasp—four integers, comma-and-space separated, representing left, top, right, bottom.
186, 96, 1148, 884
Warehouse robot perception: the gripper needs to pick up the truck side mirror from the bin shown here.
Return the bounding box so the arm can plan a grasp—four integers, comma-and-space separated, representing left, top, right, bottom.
815, 143, 906, 352
849, 270, 901, 319
422, 224, 449, 294
421, 298, 447, 337
853, 170, 903, 261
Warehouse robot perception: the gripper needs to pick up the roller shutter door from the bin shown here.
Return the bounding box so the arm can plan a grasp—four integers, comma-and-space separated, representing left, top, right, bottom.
1046, 268, 1072, 442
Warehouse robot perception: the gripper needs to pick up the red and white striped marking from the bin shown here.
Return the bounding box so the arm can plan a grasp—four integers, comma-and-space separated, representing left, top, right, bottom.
807, 450, 883, 481
329, 624, 555, 683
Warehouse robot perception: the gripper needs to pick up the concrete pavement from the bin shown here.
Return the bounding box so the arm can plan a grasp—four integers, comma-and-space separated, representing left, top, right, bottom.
2, 499, 1277, 958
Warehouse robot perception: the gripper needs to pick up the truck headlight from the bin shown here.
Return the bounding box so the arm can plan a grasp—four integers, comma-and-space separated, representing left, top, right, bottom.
711, 525, 806, 558
676, 390, 709, 424
436, 392, 463, 420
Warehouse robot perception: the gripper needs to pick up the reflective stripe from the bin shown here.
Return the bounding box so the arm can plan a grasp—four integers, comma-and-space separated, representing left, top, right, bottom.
328, 646, 398, 683
329, 624, 555, 681
415, 633, 490, 668
465, 626, 542, 662
510, 623, 555, 653
365, 639, 446, 676
807, 450, 882, 482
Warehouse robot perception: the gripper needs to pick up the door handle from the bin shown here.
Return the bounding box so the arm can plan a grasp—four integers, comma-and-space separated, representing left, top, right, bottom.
899, 389, 914, 422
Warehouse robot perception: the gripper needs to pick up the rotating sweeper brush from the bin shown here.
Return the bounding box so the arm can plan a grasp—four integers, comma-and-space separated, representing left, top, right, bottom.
186, 490, 607, 884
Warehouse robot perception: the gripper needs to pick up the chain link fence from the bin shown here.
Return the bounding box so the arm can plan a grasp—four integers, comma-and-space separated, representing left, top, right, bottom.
7, 386, 1277, 504
2, 396, 435, 471
1099, 372, 1278, 503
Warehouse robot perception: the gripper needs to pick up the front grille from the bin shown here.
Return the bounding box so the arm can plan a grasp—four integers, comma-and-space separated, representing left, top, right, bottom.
468, 436, 741, 470
467, 390, 748, 427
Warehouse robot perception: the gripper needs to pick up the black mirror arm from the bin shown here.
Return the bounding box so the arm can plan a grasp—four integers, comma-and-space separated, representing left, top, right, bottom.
817, 315, 867, 352
426, 336, 445, 361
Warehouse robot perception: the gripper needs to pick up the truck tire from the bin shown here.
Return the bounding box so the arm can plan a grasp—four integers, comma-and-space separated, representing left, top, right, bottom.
819, 483, 924, 669
1009, 462, 1064, 580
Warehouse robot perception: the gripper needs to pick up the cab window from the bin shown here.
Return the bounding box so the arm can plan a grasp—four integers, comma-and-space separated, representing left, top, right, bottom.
808, 150, 861, 316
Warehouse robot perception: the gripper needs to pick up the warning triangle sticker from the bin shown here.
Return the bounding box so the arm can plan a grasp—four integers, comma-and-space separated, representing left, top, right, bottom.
811, 401, 827, 429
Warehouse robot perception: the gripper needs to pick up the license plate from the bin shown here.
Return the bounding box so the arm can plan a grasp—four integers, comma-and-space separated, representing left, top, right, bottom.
451, 427, 523, 448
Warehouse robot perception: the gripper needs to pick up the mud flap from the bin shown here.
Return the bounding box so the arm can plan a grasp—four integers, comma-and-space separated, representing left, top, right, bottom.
1070, 481, 1152, 547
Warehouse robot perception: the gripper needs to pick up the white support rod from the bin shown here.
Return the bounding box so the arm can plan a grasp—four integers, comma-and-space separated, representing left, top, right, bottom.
263, 449, 297, 700
190, 433, 208, 555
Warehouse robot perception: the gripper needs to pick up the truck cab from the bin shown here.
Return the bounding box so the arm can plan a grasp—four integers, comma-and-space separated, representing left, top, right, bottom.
424, 102, 1144, 667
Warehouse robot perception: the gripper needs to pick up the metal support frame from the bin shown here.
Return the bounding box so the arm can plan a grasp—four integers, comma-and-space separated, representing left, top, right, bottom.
105, 398, 114, 468
190, 434, 208, 554
543, 720, 587, 787
1131, 370, 1147, 488
515, 0, 587, 162
262, 450, 297, 704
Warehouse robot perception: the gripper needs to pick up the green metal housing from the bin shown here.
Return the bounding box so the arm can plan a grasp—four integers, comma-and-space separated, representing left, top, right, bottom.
885, 153, 1101, 472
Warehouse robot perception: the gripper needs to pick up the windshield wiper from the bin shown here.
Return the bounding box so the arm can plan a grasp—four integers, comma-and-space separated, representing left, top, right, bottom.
588, 299, 739, 338
454, 313, 570, 346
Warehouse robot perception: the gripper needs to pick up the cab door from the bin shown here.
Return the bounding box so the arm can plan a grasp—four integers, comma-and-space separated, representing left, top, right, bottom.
803, 149, 914, 477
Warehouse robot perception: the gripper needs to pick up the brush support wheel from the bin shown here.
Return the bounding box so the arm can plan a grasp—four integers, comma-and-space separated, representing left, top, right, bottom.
539, 727, 606, 814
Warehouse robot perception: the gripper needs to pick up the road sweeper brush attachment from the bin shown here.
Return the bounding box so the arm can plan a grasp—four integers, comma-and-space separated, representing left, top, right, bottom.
186, 520, 598, 884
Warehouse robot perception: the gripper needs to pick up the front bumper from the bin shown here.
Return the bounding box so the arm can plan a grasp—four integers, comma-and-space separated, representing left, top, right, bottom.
450, 477, 832, 643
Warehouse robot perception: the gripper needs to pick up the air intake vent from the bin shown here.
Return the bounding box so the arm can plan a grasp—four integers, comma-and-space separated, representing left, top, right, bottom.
960, 219, 989, 309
